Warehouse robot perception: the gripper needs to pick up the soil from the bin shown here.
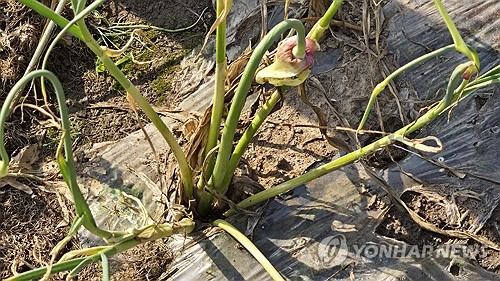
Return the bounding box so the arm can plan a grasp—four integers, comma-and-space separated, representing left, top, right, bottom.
376, 191, 500, 274
1, 0, 498, 280
0, 187, 73, 280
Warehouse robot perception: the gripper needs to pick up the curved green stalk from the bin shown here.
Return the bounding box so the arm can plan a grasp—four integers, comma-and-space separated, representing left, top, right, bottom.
16, 0, 193, 232
1, 70, 114, 237
432, 0, 479, 69
443, 62, 472, 105
213, 219, 285, 281
224, 62, 497, 217
200, 1, 346, 213
357, 44, 455, 131
359, 0, 483, 133
210, 19, 306, 197
307, 0, 344, 40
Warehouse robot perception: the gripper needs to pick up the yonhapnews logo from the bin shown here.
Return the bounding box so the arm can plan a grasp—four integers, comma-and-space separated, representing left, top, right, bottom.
318, 234, 349, 267
318, 233, 487, 266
